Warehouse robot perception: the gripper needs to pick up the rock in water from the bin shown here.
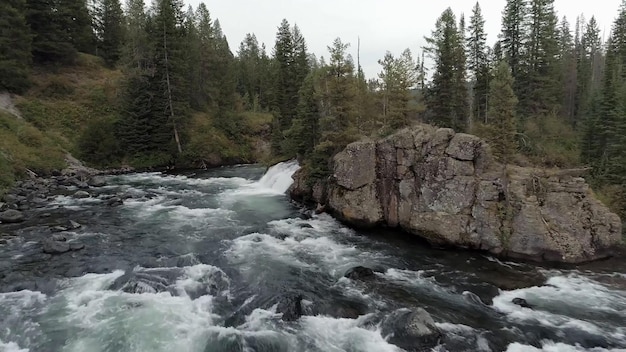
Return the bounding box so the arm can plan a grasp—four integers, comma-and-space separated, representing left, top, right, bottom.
73, 191, 90, 199
381, 308, 442, 351
107, 197, 123, 207
88, 176, 106, 187
512, 297, 533, 309
69, 242, 85, 251
290, 124, 623, 263
276, 294, 304, 321
344, 266, 375, 280
42, 239, 70, 254
0, 209, 25, 223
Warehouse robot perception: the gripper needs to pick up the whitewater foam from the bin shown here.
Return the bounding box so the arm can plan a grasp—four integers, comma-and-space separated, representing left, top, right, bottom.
257, 160, 300, 193
506, 341, 626, 352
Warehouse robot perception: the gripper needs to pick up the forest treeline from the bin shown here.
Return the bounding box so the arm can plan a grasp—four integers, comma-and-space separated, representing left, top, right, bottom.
1, 0, 626, 215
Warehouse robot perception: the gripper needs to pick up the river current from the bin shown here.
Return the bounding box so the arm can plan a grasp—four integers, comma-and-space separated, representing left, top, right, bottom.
0, 162, 625, 352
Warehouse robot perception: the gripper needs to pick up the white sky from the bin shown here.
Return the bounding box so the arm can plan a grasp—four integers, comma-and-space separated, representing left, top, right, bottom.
186, 0, 622, 78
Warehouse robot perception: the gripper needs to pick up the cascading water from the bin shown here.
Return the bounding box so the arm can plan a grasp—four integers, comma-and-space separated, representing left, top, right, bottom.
257, 160, 300, 193
0, 164, 624, 352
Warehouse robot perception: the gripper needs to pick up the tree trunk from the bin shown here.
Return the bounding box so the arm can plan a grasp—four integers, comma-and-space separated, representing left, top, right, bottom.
163, 26, 183, 154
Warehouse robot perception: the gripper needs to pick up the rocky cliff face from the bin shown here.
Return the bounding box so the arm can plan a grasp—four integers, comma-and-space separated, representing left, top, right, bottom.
290, 124, 623, 263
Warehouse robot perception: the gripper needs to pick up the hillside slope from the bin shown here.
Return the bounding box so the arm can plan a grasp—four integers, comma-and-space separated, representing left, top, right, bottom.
0, 54, 272, 194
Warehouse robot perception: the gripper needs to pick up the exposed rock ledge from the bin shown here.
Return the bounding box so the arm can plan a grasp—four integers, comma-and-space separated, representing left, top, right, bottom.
290, 124, 623, 263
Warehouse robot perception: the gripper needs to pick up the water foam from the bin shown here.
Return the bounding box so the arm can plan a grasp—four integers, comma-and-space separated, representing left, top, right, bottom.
492, 273, 626, 345
257, 160, 300, 193
506, 341, 626, 352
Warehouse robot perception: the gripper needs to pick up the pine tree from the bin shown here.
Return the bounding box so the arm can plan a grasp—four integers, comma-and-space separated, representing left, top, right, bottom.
123, 0, 150, 70
500, 0, 527, 79
521, 0, 560, 115
486, 61, 518, 160
0, 0, 32, 93
271, 19, 310, 156
94, 0, 124, 66
425, 8, 468, 131
63, 0, 96, 54
558, 16, 577, 124
283, 70, 320, 157
27, 0, 78, 64
377, 49, 418, 131
151, 0, 189, 155
575, 16, 602, 123
467, 2, 490, 123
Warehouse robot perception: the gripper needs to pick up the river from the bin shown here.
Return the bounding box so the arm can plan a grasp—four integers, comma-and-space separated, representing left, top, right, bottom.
0, 162, 625, 352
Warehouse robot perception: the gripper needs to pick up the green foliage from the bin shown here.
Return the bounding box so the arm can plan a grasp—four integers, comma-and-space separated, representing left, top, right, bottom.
270, 19, 311, 156
424, 7, 469, 132
0, 111, 65, 192
486, 61, 518, 160
77, 118, 121, 166
0, 0, 32, 93
467, 2, 489, 123
94, 0, 125, 66
521, 114, 580, 167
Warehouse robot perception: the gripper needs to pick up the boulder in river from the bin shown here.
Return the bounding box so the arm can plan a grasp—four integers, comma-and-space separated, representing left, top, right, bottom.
344, 266, 376, 280
276, 294, 304, 321
42, 239, 71, 254
289, 124, 623, 263
69, 242, 85, 251
107, 197, 123, 207
512, 297, 533, 309
0, 209, 25, 223
381, 308, 442, 351
73, 190, 90, 199
88, 176, 107, 187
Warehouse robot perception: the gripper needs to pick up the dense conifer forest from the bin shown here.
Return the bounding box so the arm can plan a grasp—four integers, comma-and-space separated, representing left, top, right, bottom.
1, 0, 626, 218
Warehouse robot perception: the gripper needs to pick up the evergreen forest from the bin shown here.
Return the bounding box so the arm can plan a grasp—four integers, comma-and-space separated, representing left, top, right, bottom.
1, 0, 626, 219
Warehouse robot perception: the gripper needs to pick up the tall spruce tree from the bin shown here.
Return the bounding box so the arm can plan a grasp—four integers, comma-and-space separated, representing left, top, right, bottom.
271, 19, 310, 156
0, 0, 32, 93
559, 16, 577, 124
26, 0, 77, 64
94, 0, 124, 66
467, 2, 490, 123
152, 0, 188, 155
500, 0, 527, 79
425, 8, 468, 131
486, 61, 519, 160
521, 0, 560, 115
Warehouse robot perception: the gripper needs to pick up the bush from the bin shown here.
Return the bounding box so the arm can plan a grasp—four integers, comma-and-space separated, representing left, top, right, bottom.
77, 118, 122, 167
520, 115, 580, 168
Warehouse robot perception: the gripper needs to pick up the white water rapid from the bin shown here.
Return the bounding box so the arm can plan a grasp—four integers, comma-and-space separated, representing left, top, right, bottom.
257, 160, 300, 193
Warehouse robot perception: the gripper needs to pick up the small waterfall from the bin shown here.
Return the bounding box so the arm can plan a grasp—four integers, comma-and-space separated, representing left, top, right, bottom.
258, 160, 300, 193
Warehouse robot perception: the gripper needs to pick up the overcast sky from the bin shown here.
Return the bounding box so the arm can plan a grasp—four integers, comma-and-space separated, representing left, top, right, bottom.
186, 0, 622, 78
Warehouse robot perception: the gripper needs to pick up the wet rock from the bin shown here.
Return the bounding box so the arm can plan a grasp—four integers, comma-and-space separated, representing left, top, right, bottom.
107, 197, 123, 207
344, 266, 376, 280
276, 294, 304, 321
52, 233, 68, 242
381, 308, 443, 352
73, 190, 90, 199
88, 176, 107, 187
0, 209, 25, 223
42, 239, 70, 254
69, 242, 85, 251
51, 226, 68, 232
68, 220, 81, 230
512, 297, 533, 309
298, 223, 314, 229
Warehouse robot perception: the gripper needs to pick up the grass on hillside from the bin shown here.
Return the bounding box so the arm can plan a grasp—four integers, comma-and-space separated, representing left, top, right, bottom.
15, 53, 121, 152
0, 111, 65, 193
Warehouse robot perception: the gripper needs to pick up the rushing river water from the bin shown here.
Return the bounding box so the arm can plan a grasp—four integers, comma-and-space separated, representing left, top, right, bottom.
0, 163, 625, 352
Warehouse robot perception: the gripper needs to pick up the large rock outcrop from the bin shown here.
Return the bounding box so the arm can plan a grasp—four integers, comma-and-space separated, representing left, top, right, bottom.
290, 124, 623, 263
